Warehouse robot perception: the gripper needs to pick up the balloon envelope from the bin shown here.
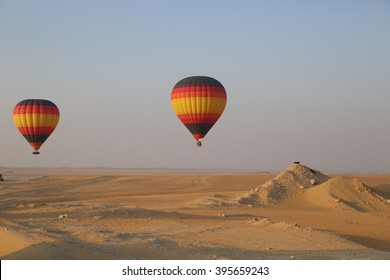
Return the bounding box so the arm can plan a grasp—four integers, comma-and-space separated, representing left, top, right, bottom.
13, 99, 60, 153
171, 76, 227, 143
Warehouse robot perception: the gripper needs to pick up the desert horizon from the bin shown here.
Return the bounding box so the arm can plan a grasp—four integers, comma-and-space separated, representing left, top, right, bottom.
1, 163, 389, 260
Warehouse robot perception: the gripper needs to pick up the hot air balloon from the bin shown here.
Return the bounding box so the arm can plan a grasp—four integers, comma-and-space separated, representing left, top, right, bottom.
171, 76, 227, 146
13, 99, 60, 155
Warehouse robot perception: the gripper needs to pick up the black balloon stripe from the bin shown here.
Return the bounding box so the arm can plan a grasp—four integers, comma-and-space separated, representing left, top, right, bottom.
184, 123, 215, 135
174, 76, 224, 89
23, 134, 50, 143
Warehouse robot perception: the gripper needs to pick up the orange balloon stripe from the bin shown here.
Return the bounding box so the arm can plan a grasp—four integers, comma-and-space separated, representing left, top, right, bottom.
13, 105, 60, 115
16, 126, 57, 135
172, 86, 225, 91
192, 134, 206, 141
177, 113, 221, 124
172, 85, 226, 92
171, 87, 227, 99
29, 142, 44, 150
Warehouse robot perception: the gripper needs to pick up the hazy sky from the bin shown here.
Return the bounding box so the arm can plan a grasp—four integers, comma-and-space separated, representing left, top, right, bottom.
1, 0, 389, 172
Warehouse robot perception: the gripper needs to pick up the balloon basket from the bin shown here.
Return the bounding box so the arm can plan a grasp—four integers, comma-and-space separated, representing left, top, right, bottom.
196, 141, 202, 147
33, 151, 40, 155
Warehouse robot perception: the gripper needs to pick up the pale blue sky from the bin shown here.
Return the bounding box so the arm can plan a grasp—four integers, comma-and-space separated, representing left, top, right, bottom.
1, 0, 389, 172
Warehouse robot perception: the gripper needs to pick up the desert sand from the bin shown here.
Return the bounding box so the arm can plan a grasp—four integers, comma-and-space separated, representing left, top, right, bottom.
0, 164, 389, 260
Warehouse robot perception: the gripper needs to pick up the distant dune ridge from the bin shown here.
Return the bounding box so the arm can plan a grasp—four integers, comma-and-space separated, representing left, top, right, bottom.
235, 163, 389, 211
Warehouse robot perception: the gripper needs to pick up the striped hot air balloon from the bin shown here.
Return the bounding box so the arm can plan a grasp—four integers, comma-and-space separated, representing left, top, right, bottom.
13, 99, 60, 155
171, 76, 227, 146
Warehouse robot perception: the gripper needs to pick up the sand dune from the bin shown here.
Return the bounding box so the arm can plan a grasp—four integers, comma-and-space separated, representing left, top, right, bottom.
0, 166, 389, 259
234, 164, 389, 212
303, 176, 390, 212
235, 163, 329, 205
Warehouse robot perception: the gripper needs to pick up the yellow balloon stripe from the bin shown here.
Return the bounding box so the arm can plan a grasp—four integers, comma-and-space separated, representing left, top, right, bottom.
171, 97, 226, 115
13, 114, 60, 128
